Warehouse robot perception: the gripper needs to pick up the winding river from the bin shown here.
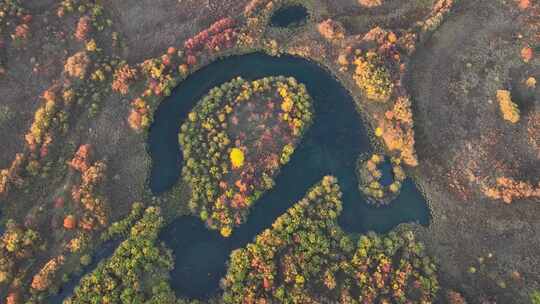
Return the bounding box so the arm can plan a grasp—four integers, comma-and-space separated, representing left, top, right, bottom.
149, 53, 431, 299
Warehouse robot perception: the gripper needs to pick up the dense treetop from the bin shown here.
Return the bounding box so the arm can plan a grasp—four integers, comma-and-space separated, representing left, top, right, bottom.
222, 176, 439, 304
179, 76, 313, 236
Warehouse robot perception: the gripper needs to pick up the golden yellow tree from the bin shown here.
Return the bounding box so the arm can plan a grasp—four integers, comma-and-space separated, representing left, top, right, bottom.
496, 90, 520, 123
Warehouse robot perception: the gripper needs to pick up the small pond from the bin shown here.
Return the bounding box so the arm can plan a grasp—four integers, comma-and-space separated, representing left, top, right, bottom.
149, 53, 431, 299
269, 5, 309, 27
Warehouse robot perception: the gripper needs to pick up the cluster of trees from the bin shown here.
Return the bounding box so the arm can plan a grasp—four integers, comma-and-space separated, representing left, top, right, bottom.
353, 51, 393, 102
65, 51, 91, 79
111, 63, 138, 95
179, 76, 313, 236
244, 0, 269, 17
58, 1, 110, 30
1, 3, 122, 302
0, 86, 73, 197
0, 0, 30, 48
99, 201, 145, 242
357, 154, 406, 206
0, 220, 43, 297
0, 1, 27, 33
1, 5, 120, 198
69, 144, 110, 231
30, 255, 65, 291
129, 16, 238, 133
135, 17, 239, 108
420, 0, 455, 33
66, 204, 225, 304
496, 90, 520, 124
135, 49, 185, 118
317, 19, 345, 41
222, 176, 439, 303
531, 290, 540, 304
66, 207, 177, 304
0, 153, 24, 197
139, 56, 179, 99
128, 98, 152, 131
74, 16, 91, 41
376, 95, 419, 167
482, 177, 540, 204
184, 18, 237, 53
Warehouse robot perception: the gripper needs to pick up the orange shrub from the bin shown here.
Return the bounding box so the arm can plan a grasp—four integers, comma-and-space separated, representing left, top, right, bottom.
521, 46, 533, 62
69, 144, 92, 172
6, 292, 19, 304
112, 64, 138, 95
64, 51, 90, 79
317, 19, 345, 40
379, 95, 418, 166
63, 215, 77, 230
74, 16, 91, 41
358, 0, 382, 8
482, 177, 540, 204
31, 256, 65, 291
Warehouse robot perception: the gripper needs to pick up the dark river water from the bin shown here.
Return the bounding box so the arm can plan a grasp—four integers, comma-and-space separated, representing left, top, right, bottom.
148, 53, 431, 299
269, 5, 309, 27
50, 53, 429, 302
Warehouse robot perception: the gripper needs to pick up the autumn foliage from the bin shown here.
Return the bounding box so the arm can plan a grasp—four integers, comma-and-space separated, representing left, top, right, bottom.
377, 95, 418, 167
317, 19, 345, 40
0, 223, 43, 293
112, 64, 138, 95
64, 51, 91, 79
353, 51, 393, 102
74, 16, 91, 41
358, 0, 383, 8
128, 98, 151, 131
179, 76, 313, 235
69, 144, 109, 230
69, 144, 92, 172
184, 17, 237, 53
482, 177, 540, 204
1, 85, 72, 197
358, 154, 406, 205
521, 46, 534, 62
69, 207, 177, 303
496, 90, 520, 123
31, 256, 65, 291
222, 177, 439, 303
63, 215, 77, 229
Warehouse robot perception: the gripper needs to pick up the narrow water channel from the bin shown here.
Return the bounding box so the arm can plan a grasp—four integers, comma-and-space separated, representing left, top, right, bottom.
149, 53, 431, 299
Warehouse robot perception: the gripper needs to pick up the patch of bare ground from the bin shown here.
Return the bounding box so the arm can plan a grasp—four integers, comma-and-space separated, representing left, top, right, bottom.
89, 94, 149, 220
407, 0, 540, 302
105, 0, 248, 63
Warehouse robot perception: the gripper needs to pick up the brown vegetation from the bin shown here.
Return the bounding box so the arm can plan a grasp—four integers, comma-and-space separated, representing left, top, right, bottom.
112, 64, 138, 95
64, 51, 91, 79
482, 177, 540, 204
30, 256, 65, 291
521, 46, 534, 62
378, 96, 418, 166
358, 0, 383, 8
74, 16, 91, 42
317, 19, 345, 41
